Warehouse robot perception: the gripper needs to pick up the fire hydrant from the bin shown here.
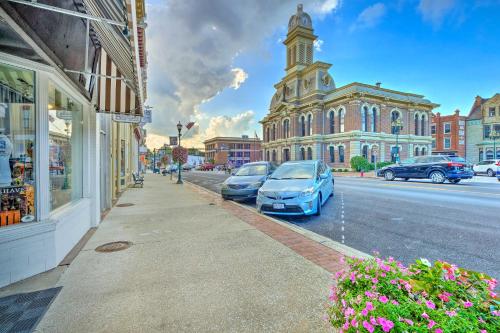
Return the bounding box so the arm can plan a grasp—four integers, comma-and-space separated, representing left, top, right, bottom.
360, 169, 364, 177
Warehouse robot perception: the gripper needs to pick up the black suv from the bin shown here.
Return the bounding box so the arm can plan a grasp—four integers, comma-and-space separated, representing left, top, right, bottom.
377, 155, 474, 184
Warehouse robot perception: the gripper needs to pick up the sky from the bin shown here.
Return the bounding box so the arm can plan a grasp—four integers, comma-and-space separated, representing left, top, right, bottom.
144, 0, 500, 149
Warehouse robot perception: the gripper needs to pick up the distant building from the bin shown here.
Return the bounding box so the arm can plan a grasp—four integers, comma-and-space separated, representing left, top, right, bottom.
260, 5, 439, 167
204, 135, 262, 167
431, 110, 466, 157
466, 94, 500, 163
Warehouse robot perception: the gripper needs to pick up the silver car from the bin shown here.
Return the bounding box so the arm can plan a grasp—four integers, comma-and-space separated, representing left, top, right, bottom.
221, 162, 276, 201
257, 160, 334, 216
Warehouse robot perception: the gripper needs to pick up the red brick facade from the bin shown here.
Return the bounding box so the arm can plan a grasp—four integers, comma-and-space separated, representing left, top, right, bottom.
431, 110, 466, 157
204, 136, 262, 167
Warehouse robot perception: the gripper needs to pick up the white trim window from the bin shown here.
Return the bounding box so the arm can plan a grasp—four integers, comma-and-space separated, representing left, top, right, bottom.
444, 122, 451, 134
444, 137, 451, 149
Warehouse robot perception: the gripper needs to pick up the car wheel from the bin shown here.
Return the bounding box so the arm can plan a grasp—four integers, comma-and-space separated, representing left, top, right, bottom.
487, 169, 494, 177
384, 170, 395, 181
450, 179, 461, 184
315, 194, 322, 216
403, 178, 409, 181
430, 171, 445, 184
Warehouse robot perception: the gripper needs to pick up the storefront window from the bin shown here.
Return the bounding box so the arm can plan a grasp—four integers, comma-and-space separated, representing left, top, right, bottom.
48, 82, 83, 211
0, 63, 36, 227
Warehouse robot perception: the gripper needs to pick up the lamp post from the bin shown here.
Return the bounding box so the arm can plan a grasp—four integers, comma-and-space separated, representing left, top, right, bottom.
490, 129, 500, 159
392, 118, 403, 163
176, 121, 183, 184
153, 148, 156, 173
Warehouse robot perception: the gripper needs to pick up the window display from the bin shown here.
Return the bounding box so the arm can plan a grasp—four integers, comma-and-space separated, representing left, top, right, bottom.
48, 82, 83, 211
0, 63, 36, 227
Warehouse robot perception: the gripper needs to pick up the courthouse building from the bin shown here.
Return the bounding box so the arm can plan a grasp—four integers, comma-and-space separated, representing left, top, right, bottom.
261, 5, 439, 167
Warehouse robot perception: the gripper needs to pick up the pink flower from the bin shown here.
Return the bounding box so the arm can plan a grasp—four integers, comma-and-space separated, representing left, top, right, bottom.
445, 310, 457, 317
426, 300, 436, 309
391, 300, 399, 305
365, 301, 374, 311
344, 307, 355, 317
377, 317, 394, 332
422, 312, 429, 319
342, 320, 349, 330
480, 330, 487, 333
404, 318, 413, 325
350, 272, 356, 282
463, 300, 473, 308
428, 320, 436, 328
390, 279, 397, 284
363, 320, 375, 333
379, 295, 389, 303
351, 318, 358, 328
490, 292, 497, 298
492, 310, 500, 316
372, 278, 379, 284
361, 308, 369, 316
365, 291, 375, 298
435, 329, 443, 333
370, 316, 377, 326
438, 292, 451, 302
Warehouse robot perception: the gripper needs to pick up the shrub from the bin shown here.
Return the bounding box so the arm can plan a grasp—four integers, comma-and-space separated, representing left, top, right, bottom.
351, 156, 371, 171
328, 256, 499, 332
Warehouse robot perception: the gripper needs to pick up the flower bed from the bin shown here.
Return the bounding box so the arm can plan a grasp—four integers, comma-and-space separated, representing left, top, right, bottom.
328, 256, 499, 332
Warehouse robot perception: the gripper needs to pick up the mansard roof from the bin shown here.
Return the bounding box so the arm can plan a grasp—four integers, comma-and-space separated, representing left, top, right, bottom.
324, 82, 439, 108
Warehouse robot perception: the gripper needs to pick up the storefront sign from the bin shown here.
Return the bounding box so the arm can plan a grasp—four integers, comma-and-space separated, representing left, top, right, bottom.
112, 114, 142, 123
169, 136, 178, 146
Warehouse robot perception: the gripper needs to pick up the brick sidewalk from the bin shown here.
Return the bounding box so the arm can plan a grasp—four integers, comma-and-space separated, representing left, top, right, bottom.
188, 183, 347, 274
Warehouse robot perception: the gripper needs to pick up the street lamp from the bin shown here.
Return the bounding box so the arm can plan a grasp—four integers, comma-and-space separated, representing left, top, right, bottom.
153, 148, 156, 173
176, 121, 183, 184
490, 129, 500, 159
392, 118, 403, 163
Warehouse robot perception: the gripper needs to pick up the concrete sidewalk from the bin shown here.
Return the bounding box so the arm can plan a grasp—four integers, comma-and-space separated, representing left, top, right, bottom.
30, 174, 336, 332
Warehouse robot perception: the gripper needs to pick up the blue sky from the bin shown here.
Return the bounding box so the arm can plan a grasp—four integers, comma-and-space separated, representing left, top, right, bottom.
145, 0, 500, 148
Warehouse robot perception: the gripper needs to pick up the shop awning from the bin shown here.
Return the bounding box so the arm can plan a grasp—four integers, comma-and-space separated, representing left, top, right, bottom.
97, 48, 140, 116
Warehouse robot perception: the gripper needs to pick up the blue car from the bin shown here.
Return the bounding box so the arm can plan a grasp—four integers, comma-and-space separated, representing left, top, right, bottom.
377, 155, 473, 184
497, 167, 500, 182
257, 160, 334, 216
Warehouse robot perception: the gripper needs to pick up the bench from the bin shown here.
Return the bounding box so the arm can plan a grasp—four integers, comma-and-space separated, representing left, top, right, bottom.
132, 172, 144, 187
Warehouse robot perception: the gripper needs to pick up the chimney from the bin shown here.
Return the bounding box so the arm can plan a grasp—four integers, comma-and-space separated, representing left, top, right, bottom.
455, 109, 460, 116
375, 82, 381, 88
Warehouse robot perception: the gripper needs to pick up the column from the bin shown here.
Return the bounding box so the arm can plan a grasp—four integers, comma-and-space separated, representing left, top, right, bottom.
380, 142, 385, 162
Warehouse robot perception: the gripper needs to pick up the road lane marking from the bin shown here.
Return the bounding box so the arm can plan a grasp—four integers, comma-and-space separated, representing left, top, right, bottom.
377, 183, 500, 197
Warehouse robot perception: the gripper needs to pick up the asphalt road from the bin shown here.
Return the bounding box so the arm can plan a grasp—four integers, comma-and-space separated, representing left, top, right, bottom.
182, 170, 500, 280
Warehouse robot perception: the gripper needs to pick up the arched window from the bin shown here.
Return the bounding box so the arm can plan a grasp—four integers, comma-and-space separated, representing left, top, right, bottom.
283, 119, 289, 139
415, 147, 420, 156
266, 127, 270, 142
338, 146, 345, 163
307, 147, 313, 160
272, 123, 276, 141
372, 107, 377, 132
283, 148, 290, 162
362, 145, 369, 159
329, 146, 335, 163
421, 147, 426, 156
300, 147, 306, 160
415, 114, 419, 135
391, 111, 401, 134
362, 106, 368, 131
329, 110, 335, 134
300, 116, 306, 136
421, 115, 426, 136
272, 150, 277, 162
486, 150, 494, 159
339, 108, 345, 133
307, 114, 312, 136
266, 150, 270, 161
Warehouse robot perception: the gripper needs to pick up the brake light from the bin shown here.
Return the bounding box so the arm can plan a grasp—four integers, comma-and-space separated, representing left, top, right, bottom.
496, 161, 500, 166
447, 162, 463, 167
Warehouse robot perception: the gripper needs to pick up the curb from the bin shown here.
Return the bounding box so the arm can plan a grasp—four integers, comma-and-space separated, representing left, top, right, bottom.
184, 180, 371, 260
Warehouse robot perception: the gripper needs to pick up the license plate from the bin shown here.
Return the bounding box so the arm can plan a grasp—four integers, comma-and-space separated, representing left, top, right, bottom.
273, 203, 285, 209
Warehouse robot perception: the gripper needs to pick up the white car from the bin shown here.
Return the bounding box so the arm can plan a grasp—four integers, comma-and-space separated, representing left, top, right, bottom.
473, 159, 500, 177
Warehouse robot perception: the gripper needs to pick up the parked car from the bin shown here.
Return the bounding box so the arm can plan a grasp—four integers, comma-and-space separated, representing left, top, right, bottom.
497, 167, 500, 182
199, 163, 215, 171
220, 162, 276, 201
257, 160, 334, 216
182, 163, 194, 171
377, 155, 474, 184
162, 164, 178, 175
472, 159, 500, 177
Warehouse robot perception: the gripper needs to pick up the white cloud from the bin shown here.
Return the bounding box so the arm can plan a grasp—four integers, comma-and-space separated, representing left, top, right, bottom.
350, 3, 386, 32
313, 39, 324, 52
144, 1, 339, 147
230, 68, 248, 89
417, 0, 456, 28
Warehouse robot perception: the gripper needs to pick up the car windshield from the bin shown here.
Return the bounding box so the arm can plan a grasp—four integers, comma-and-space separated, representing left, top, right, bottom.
400, 158, 416, 164
235, 164, 267, 176
448, 156, 467, 163
269, 164, 314, 179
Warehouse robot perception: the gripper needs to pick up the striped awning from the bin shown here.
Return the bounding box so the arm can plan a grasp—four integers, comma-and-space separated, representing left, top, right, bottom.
97, 48, 141, 116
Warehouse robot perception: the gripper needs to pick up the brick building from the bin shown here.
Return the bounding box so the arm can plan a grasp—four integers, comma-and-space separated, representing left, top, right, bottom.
260, 5, 439, 167
204, 135, 262, 167
431, 110, 466, 157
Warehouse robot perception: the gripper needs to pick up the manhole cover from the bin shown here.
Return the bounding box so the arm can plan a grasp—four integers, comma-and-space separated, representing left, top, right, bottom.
116, 203, 134, 207
95, 241, 132, 253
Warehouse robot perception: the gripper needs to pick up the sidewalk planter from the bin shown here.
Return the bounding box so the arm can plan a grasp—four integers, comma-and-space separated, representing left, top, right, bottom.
327, 256, 499, 332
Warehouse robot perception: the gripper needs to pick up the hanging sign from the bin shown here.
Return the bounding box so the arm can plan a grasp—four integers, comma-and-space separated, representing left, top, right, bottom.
169, 136, 178, 146
112, 114, 142, 123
